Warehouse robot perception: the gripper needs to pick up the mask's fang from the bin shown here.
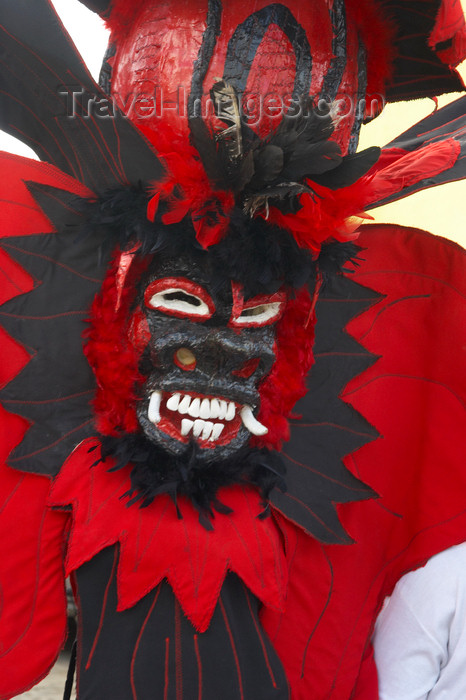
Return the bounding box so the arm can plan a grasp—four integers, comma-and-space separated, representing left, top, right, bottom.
240, 405, 268, 436
148, 391, 162, 424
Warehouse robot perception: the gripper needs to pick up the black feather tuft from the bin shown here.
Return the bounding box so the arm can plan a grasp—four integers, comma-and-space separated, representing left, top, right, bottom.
98, 433, 287, 528
77, 188, 362, 298
318, 242, 362, 283
78, 190, 318, 296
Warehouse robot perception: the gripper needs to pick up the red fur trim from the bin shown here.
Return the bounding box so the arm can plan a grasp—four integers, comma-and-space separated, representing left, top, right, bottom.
254, 287, 316, 450
84, 251, 150, 436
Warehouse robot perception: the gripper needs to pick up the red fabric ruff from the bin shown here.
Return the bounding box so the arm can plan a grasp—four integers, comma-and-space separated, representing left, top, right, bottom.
48, 439, 287, 632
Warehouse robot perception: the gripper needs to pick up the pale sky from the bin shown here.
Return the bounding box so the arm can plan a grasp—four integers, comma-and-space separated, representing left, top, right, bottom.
1, 0, 464, 247
359, 63, 466, 247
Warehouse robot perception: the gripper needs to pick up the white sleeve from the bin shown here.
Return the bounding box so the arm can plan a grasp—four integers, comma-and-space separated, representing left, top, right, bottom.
373, 559, 453, 700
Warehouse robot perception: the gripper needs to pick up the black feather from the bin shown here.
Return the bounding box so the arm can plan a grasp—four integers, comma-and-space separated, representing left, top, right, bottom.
98, 433, 286, 529
312, 147, 380, 189
77, 187, 362, 301
211, 80, 244, 161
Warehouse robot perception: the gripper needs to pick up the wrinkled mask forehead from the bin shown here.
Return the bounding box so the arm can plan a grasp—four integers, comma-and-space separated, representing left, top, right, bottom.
129, 251, 286, 462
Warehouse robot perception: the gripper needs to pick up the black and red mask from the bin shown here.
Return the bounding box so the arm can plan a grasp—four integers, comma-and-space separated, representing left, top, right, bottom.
132, 255, 285, 461
83, 208, 321, 513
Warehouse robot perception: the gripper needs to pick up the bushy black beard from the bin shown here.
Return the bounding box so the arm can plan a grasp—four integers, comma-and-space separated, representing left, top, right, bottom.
97, 433, 287, 530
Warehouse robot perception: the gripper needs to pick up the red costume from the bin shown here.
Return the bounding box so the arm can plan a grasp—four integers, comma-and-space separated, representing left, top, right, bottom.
0, 1, 465, 698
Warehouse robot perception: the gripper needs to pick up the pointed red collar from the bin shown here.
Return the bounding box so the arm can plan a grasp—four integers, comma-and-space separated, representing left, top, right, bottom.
48, 439, 287, 632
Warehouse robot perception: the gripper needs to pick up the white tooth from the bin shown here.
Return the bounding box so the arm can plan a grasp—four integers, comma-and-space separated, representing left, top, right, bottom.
210, 398, 221, 419
225, 402, 236, 421
210, 423, 224, 441
178, 395, 192, 414
240, 405, 268, 436
218, 400, 228, 420
201, 421, 214, 440
188, 397, 201, 418
200, 398, 211, 419
148, 391, 162, 424
181, 419, 194, 436
166, 393, 181, 411
193, 419, 205, 438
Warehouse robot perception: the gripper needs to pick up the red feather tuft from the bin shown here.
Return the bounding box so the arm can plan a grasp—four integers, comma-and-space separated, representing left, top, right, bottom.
84, 251, 150, 436
265, 176, 376, 254
103, 0, 144, 40
148, 150, 235, 248
254, 286, 316, 450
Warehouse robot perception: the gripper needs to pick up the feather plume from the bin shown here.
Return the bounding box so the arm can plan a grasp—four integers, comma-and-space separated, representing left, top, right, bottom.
211, 80, 244, 161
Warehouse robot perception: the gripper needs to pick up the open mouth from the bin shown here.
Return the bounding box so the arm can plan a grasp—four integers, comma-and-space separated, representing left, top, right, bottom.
147, 390, 268, 448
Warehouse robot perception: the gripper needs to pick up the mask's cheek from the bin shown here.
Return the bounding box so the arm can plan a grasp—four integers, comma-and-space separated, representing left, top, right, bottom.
128, 307, 151, 355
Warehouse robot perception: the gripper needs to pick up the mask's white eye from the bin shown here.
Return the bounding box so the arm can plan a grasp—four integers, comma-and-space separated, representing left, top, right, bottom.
236, 302, 283, 325
230, 291, 286, 328
148, 288, 210, 316
144, 277, 214, 320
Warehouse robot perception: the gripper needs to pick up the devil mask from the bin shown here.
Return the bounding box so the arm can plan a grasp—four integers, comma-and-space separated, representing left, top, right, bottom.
133, 251, 283, 460
82, 203, 331, 512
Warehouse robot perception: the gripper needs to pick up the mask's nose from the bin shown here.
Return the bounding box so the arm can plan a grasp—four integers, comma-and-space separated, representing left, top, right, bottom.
174, 347, 197, 371
169, 327, 275, 382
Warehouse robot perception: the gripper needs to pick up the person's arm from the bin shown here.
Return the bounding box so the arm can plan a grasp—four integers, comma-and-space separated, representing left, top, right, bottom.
373, 556, 453, 700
